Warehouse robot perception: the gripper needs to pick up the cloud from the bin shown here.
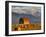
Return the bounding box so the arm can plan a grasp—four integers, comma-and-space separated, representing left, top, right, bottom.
12, 6, 41, 16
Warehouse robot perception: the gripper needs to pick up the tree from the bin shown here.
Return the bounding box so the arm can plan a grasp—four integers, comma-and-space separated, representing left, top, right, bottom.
19, 18, 24, 24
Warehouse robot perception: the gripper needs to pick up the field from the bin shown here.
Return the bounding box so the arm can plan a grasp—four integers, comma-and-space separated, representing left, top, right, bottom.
12, 23, 41, 31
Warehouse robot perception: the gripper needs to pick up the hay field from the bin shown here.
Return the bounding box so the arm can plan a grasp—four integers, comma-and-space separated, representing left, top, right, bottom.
12, 23, 41, 31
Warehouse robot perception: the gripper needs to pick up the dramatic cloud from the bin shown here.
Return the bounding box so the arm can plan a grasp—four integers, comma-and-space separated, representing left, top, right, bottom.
12, 6, 41, 17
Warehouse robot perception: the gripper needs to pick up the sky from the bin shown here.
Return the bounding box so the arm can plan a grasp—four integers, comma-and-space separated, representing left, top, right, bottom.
12, 6, 41, 17
12, 6, 41, 24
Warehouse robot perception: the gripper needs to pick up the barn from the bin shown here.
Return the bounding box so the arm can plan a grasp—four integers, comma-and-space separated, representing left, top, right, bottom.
19, 17, 30, 24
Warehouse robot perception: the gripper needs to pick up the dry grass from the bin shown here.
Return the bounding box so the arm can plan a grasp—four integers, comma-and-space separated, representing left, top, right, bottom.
12, 23, 41, 31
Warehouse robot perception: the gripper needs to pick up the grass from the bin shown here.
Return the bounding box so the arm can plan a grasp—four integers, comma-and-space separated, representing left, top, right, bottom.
12, 23, 41, 31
